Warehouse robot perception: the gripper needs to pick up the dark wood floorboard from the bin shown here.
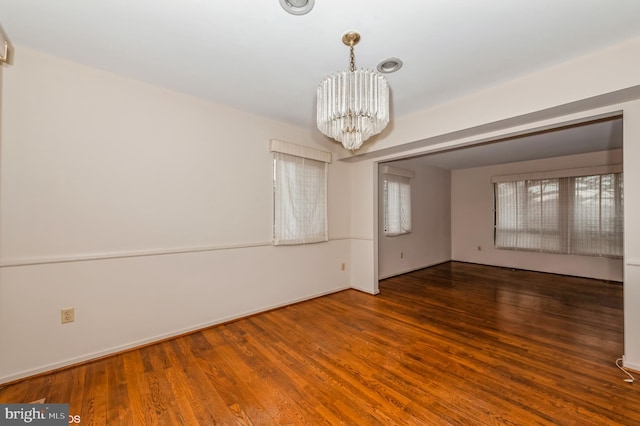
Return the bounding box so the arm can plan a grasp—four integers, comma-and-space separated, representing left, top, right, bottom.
1, 261, 638, 425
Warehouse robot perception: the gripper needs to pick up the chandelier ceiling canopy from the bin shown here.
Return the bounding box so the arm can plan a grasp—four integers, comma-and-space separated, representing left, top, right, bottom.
317, 31, 390, 152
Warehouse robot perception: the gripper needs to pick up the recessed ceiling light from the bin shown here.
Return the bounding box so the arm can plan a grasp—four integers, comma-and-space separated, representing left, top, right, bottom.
279, 0, 315, 15
377, 57, 403, 74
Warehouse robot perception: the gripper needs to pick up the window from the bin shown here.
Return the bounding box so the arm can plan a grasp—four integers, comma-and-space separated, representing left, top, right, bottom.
382, 166, 413, 236
571, 173, 624, 257
270, 139, 331, 245
494, 167, 623, 258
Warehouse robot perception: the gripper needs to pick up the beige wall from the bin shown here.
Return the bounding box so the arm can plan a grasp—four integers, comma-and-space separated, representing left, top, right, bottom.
378, 159, 451, 279
0, 47, 351, 383
451, 150, 624, 281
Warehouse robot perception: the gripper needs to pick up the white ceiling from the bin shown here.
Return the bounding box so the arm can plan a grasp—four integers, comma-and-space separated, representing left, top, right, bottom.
0, 1, 638, 166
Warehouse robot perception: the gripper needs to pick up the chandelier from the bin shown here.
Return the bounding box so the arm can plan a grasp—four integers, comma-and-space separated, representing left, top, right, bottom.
317, 31, 390, 151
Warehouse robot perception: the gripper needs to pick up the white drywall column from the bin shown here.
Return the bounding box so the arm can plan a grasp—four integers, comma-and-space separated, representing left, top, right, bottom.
349, 161, 378, 294
624, 100, 640, 370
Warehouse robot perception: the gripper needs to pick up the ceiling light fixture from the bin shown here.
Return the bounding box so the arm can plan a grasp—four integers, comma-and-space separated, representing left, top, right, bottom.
279, 0, 315, 15
317, 31, 390, 151
377, 57, 403, 74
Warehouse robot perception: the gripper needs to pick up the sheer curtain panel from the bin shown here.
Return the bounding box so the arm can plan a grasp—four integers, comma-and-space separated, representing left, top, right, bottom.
270, 139, 331, 246
382, 166, 414, 237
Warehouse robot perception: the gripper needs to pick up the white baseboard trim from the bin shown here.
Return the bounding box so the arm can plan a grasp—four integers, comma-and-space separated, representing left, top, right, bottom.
0, 285, 350, 385
350, 285, 379, 295
623, 358, 640, 373
378, 259, 451, 280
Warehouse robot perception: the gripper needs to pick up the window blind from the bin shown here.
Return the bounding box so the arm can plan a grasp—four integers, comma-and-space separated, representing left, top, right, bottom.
494, 168, 623, 258
270, 140, 330, 246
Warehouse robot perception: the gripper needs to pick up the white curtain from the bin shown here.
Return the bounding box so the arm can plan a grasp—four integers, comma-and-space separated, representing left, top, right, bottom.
273, 152, 328, 245
384, 174, 412, 237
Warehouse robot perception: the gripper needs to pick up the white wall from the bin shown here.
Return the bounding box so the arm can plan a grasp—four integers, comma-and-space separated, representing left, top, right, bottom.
623, 101, 640, 371
378, 159, 451, 279
451, 150, 623, 281
349, 161, 377, 294
0, 47, 351, 383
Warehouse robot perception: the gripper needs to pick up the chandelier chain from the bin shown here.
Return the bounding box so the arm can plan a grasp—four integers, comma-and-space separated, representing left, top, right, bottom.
349, 43, 356, 72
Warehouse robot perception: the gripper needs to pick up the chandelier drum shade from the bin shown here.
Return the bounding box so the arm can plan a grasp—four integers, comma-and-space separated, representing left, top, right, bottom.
317, 31, 390, 151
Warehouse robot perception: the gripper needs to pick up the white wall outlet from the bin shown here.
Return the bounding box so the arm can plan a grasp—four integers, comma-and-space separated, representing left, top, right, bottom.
61, 308, 75, 324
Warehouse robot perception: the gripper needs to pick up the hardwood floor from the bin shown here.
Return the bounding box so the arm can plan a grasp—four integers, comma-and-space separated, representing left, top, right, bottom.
1, 261, 638, 425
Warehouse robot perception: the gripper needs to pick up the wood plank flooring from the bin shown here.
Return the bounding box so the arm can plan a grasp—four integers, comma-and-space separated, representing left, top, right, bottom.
1, 261, 638, 425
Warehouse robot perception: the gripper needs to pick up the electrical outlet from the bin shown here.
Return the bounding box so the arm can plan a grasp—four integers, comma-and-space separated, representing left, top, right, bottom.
400, 252, 404, 259
341, 262, 346, 271
61, 308, 75, 324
